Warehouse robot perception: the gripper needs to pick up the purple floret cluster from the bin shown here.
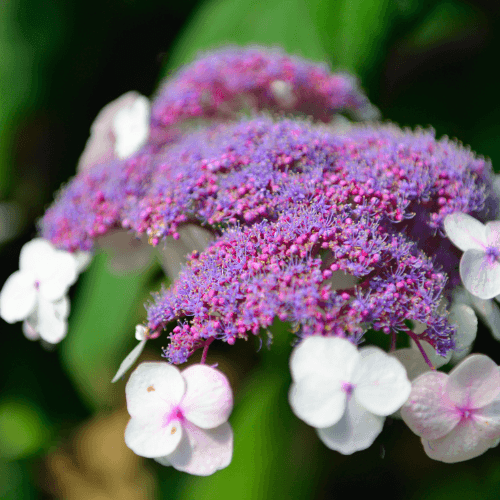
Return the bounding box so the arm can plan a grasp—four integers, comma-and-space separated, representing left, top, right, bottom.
151, 46, 378, 129
38, 47, 497, 365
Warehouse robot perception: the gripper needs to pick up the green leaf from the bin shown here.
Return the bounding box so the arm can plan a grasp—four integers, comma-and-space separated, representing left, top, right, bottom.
61, 253, 157, 410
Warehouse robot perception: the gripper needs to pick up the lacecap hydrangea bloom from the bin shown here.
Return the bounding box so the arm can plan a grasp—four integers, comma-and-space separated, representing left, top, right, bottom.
3, 45, 500, 473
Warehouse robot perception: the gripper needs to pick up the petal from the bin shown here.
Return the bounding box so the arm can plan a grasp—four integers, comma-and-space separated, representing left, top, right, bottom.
470, 294, 500, 341
73, 251, 93, 274
111, 339, 147, 383
460, 250, 500, 300
390, 348, 431, 381
36, 297, 68, 344
163, 421, 233, 476
444, 213, 487, 252
125, 362, 186, 420
125, 415, 182, 458
473, 399, 500, 440
19, 239, 55, 275
22, 320, 40, 341
316, 397, 385, 455
446, 354, 500, 408
422, 419, 494, 463
401, 371, 460, 440
289, 336, 360, 383
135, 324, 148, 341
112, 95, 150, 159
0, 271, 37, 323
352, 347, 411, 416
38, 251, 78, 301
448, 304, 477, 357
53, 296, 70, 320
181, 365, 233, 429
486, 221, 500, 249
289, 374, 346, 428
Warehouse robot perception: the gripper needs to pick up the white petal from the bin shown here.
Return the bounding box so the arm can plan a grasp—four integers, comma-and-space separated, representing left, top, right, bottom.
164, 421, 233, 476
289, 374, 346, 428
469, 295, 500, 340
422, 419, 494, 463
125, 415, 182, 458
135, 324, 148, 341
446, 354, 500, 409
73, 251, 93, 274
125, 362, 186, 420
0, 270, 37, 323
38, 250, 78, 301
448, 304, 477, 356
111, 339, 147, 383
460, 250, 500, 300
181, 365, 233, 429
36, 297, 68, 344
53, 296, 70, 320
444, 213, 487, 252
19, 239, 55, 275
113, 94, 150, 159
316, 397, 385, 455
352, 347, 411, 416
289, 336, 360, 383
486, 221, 500, 249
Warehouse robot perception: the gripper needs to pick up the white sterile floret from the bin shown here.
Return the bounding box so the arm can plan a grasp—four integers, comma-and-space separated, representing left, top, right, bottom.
111, 325, 149, 383
112, 94, 150, 159
0, 239, 79, 343
444, 212, 500, 299
289, 336, 411, 455
125, 362, 233, 475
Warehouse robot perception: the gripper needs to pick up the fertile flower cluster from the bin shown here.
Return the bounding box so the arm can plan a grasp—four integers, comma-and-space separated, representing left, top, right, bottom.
3, 46, 500, 471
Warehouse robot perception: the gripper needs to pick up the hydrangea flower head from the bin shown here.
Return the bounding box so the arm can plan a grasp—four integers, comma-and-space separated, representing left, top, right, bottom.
445, 213, 500, 299
0, 239, 82, 343
401, 354, 500, 463
125, 362, 233, 475
289, 336, 411, 454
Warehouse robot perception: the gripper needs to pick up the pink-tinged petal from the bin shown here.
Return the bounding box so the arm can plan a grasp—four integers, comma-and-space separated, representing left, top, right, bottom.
166, 421, 233, 476
111, 339, 147, 383
289, 336, 360, 383
473, 399, 500, 440
316, 397, 385, 455
486, 221, 500, 249
446, 354, 500, 409
0, 271, 37, 323
422, 419, 493, 463
289, 374, 346, 428
22, 320, 40, 341
36, 297, 68, 344
38, 251, 78, 301
181, 365, 233, 429
401, 371, 460, 440
352, 347, 411, 416
444, 213, 487, 252
125, 416, 182, 458
126, 362, 185, 419
460, 250, 500, 300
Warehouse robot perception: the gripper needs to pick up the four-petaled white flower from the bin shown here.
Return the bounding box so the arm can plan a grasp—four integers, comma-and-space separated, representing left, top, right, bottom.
444, 212, 500, 299
401, 354, 500, 463
125, 362, 233, 476
77, 91, 150, 172
289, 336, 411, 455
0, 239, 86, 343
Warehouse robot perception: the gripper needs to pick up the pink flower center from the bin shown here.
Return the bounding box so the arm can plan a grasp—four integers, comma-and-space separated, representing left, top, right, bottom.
163, 406, 185, 427
34, 280, 40, 290
458, 407, 475, 421
341, 382, 355, 398
485, 246, 500, 264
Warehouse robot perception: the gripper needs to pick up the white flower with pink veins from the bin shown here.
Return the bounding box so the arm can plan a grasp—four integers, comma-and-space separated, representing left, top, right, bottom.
401, 354, 500, 463
125, 362, 233, 476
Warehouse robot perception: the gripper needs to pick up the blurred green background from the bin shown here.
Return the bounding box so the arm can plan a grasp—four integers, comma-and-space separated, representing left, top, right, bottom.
1, 0, 500, 498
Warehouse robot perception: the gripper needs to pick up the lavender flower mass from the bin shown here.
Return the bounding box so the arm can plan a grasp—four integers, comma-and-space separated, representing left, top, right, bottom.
4, 46, 500, 469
